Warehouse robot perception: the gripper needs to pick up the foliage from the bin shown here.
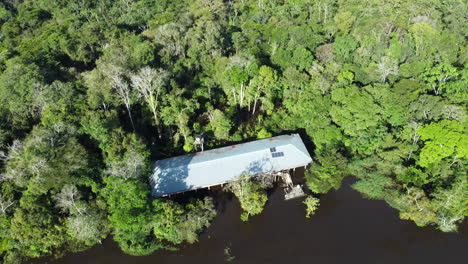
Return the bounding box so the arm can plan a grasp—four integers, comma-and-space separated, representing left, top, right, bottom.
396, 167, 429, 187
152, 197, 216, 244
1, 124, 88, 195
3, 193, 78, 260
256, 128, 272, 139
431, 174, 468, 232
0, 0, 467, 262
224, 173, 268, 221
207, 108, 233, 140
303, 196, 320, 218
305, 151, 347, 194
100, 177, 157, 256
417, 120, 467, 167
104, 133, 150, 181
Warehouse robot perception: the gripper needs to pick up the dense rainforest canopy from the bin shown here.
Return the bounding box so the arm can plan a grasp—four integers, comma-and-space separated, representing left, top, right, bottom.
0, 0, 467, 263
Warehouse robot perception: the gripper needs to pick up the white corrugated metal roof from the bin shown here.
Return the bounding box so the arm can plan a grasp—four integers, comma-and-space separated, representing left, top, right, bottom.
150, 134, 312, 196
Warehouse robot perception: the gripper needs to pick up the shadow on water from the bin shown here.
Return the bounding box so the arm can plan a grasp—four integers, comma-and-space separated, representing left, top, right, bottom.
32, 177, 467, 264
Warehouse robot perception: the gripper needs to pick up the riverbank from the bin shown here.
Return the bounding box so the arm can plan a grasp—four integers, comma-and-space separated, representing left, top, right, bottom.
32, 177, 467, 264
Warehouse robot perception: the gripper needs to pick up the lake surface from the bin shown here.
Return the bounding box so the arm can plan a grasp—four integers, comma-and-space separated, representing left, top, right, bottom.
34, 176, 467, 264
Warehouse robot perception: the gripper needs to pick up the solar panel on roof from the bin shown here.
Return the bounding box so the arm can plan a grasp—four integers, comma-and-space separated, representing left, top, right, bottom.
271, 151, 284, 158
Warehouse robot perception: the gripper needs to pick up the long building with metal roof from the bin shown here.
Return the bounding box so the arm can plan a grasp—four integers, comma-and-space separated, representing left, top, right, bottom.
150, 134, 312, 197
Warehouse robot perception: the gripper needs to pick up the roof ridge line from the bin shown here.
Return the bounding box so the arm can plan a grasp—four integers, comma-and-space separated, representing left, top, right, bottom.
159, 135, 295, 165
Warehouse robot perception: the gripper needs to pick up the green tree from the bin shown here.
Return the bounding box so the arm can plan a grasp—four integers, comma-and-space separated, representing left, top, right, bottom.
131, 67, 170, 133
66, 210, 109, 246
224, 173, 268, 221
256, 128, 272, 139
417, 120, 468, 168
160, 89, 199, 146
152, 197, 216, 244
303, 196, 320, 218
0, 58, 44, 131
247, 65, 278, 114
8, 195, 67, 258
431, 175, 468, 232
420, 63, 459, 96
105, 133, 150, 181
396, 167, 429, 187
207, 109, 232, 140
305, 150, 347, 194
101, 177, 158, 256
394, 187, 436, 227
292, 47, 314, 71
1, 124, 88, 195
333, 35, 358, 62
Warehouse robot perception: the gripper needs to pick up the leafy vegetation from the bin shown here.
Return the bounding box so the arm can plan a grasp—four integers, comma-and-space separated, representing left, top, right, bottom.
224, 173, 268, 221
303, 196, 320, 218
0, 0, 466, 263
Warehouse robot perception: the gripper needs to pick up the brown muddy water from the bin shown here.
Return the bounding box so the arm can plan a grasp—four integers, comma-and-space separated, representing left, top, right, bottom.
33, 175, 467, 264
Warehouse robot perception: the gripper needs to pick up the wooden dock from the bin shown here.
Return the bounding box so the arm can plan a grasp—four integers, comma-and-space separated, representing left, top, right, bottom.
284, 185, 306, 200
279, 171, 306, 200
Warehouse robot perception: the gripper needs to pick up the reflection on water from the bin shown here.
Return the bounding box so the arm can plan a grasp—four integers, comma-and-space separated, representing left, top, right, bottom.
33, 177, 467, 264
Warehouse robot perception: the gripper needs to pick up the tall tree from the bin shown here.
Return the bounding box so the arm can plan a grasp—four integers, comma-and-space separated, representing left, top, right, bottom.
109, 67, 136, 130
131, 67, 170, 136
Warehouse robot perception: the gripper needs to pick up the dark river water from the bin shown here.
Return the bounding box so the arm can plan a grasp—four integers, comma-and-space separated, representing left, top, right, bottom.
35, 176, 467, 264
